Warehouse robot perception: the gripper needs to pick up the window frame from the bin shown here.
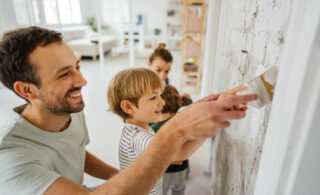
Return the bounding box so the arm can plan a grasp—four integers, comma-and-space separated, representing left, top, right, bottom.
13, 0, 83, 27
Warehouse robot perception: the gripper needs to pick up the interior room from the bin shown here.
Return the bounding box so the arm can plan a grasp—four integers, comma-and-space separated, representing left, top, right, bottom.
0, 0, 319, 195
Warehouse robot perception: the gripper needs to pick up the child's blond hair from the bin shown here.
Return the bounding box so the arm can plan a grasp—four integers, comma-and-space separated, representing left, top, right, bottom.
107, 68, 163, 119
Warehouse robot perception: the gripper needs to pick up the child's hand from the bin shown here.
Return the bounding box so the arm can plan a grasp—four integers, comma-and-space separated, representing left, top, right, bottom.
181, 93, 192, 106
218, 86, 248, 111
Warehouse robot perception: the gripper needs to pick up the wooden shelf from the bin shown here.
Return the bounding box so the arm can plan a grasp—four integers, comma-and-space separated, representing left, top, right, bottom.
184, 33, 201, 37
183, 37, 201, 44
182, 71, 199, 76
181, 0, 205, 94
182, 82, 198, 86
185, 0, 204, 5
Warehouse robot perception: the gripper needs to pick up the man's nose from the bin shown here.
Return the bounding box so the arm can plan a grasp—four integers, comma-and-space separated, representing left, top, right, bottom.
75, 71, 87, 87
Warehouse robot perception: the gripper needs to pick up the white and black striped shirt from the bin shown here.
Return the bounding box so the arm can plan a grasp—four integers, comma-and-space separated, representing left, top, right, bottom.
119, 123, 163, 195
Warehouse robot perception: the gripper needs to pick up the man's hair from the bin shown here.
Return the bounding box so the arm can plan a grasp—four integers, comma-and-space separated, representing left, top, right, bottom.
0, 26, 62, 100
161, 85, 182, 114
148, 43, 173, 64
107, 68, 163, 119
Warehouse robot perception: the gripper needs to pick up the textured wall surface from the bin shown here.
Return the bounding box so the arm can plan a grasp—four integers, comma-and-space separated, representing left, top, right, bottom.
210, 0, 293, 194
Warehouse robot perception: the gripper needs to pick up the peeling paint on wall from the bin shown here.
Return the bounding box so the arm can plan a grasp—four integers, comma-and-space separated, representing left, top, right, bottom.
210, 0, 293, 194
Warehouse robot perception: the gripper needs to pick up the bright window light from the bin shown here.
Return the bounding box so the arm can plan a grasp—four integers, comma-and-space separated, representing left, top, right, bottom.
32, 0, 40, 24
13, 0, 30, 25
15, 0, 82, 26
57, 0, 82, 24
43, 0, 59, 24
70, 0, 82, 23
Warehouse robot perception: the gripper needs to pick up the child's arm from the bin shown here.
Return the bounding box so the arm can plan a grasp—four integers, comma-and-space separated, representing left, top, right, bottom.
172, 139, 207, 161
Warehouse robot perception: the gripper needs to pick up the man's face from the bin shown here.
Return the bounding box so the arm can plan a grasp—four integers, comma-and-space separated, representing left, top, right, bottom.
29, 42, 87, 115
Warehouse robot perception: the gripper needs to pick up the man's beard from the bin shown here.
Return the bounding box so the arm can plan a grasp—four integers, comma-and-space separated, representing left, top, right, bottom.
41, 87, 85, 115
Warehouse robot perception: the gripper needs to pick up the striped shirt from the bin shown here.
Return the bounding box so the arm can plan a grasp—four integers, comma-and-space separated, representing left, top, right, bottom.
119, 123, 162, 195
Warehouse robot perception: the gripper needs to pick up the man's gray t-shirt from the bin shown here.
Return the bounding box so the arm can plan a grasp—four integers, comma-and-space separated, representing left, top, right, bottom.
0, 106, 90, 195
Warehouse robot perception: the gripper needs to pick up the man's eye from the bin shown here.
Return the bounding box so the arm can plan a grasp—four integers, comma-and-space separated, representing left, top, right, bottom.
150, 96, 156, 100
60, 72, 69, 78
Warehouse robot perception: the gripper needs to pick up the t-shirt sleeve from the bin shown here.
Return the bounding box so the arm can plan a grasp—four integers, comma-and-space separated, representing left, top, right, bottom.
0, 147, 60, 195
79, 111, 90, 145
132, 131, 154, 155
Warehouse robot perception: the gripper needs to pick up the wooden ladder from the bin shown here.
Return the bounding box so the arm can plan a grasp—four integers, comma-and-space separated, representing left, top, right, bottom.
180, 0, 205, 94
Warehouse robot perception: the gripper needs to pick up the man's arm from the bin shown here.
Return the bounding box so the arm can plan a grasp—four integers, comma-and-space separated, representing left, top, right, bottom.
44, 122, 186, 195
172, 139, 207, 161
172, 86, 249, 161
44, 93, 257, 195
84, 151, 119, 180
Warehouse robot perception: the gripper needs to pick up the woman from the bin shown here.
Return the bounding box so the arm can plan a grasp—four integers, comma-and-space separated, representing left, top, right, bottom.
148, 43, 191, 105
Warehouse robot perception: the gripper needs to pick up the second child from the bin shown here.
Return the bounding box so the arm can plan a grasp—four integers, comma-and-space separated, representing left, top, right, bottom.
151, 85, 189, 195
107, 68, 206, 195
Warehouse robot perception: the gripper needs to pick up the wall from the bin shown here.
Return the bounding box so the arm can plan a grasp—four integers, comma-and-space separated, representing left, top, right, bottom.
79, 0, 96, 25
209, 0, 293, 194
81, 0, 168, 36
291, 96, 320, 195
131, 0, 168, 35
0, 0, 17, 34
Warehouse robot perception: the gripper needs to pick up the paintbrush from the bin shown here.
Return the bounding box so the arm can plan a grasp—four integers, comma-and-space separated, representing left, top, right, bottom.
243, 66, 278, 108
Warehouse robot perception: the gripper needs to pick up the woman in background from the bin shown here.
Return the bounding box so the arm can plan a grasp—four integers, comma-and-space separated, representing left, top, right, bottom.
148, 43, 191, 105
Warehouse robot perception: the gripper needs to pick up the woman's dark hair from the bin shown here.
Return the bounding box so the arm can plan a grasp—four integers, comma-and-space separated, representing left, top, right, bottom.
161, 85, 182, 114
148, 43, 173, 64
0, 26, 62, 100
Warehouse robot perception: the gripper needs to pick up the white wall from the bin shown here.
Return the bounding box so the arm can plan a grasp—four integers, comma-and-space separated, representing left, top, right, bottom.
79, 0, 96, 25
291, 99, 320, 195
253, 1, 320, 192
290, 27, 320, 195
0, 2, 4, 34
0, 0, 169, 36
131, 0, 168, 36
80, 0, 168, 36
207, 0, 293, 194
0, 0, 17, 33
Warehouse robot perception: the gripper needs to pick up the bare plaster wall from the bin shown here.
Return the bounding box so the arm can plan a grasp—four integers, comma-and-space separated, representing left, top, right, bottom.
210, 0, 293, 194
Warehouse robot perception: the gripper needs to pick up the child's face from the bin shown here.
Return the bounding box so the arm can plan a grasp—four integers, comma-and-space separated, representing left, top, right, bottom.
130, 88, 165, 128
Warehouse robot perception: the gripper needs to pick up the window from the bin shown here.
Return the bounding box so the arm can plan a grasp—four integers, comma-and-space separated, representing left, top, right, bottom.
43, 0, 59, 24
13, 0, 31, 25
13, 0, 82, 26
57, 0, 82, 24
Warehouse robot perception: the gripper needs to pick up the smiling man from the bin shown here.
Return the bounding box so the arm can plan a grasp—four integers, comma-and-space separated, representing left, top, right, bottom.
0, 27, 257, 195
0, 27, 119, 194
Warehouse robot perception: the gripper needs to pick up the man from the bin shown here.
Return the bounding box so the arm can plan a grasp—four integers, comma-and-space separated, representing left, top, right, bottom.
0, 27, 257, 195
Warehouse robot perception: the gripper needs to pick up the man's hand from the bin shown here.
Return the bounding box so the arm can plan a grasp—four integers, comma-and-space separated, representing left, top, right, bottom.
218, 86, 248, 111
168, 93, 258, 140
194, 93, 220, 103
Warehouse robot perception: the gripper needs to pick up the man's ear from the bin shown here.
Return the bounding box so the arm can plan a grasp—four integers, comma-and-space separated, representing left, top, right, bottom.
13, 81, 39, 101
120, 100, 136, 115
